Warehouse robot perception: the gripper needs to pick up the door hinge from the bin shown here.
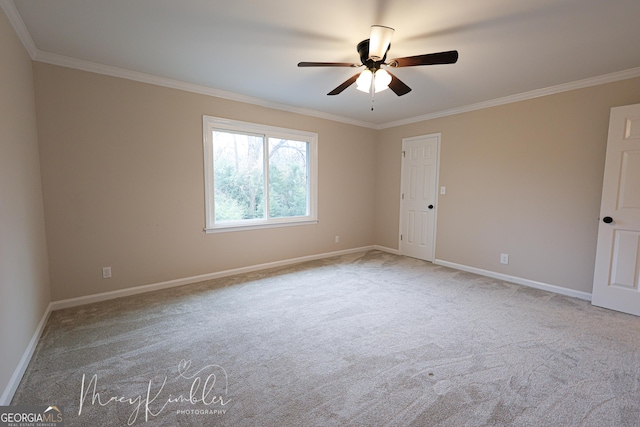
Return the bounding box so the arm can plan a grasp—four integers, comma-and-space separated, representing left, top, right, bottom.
401, 193, 404, 200
402, 150, 406, 158
400, 234, 403, 241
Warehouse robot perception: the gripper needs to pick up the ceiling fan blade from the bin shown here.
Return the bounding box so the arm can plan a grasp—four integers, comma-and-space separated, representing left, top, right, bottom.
327, 73, 360, 95
385, 70, 412, 96
389, 50, 458, 67
298, 62, 359, 67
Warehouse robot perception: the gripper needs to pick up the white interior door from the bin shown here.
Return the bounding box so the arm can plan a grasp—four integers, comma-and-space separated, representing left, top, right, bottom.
592, 103, 640, 315
399, 134, 440, 261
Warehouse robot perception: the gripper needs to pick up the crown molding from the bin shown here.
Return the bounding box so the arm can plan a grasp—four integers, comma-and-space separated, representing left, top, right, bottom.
1, 0, 36, 58
33, 50, 378, 130
41, 48, 639, 132
378, 67, 640, 129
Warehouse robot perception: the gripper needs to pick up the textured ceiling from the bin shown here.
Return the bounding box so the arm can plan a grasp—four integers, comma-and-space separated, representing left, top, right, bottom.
6, 0, 640, 128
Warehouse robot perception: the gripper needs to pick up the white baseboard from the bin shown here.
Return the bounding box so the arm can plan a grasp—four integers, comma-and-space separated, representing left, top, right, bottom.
51, 245, 377, 310
434, 259, 592, 301
372, 249, 591, 302
373, 245, 400, 255
0, 302, 53, 405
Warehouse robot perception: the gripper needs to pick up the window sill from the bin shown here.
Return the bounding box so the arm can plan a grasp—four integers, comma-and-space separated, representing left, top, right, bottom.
204, 219, 319, 234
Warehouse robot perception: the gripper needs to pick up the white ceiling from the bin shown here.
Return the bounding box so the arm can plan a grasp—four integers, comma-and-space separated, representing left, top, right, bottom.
5, 0, 640, 128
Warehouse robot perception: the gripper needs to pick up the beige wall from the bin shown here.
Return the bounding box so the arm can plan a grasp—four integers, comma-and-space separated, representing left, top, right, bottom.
0, 9, 51, 401
376, 77, 640, 293
33, 63, 377, 301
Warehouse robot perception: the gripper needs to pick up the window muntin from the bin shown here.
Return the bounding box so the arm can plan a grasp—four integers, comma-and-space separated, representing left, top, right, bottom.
203, 116, 318, 232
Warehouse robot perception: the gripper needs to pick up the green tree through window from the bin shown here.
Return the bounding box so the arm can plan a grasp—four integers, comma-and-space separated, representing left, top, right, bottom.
212, 131, 265, 222
268, 139, 309, 219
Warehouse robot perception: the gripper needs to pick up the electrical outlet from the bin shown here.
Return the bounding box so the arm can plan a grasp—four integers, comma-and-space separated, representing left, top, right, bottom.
102, 266, 112, 279
335, 236, 340, 244
500, 254, 509, 265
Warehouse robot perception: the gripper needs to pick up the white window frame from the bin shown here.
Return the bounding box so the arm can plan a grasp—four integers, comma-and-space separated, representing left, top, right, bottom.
203, 115, 318, 233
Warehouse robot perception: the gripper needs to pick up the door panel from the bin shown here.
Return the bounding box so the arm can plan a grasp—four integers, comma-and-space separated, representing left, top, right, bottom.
407, 210, 415, 244
618, 151, 640, 209
610, 230, 640, 289
592, 104, 640, 315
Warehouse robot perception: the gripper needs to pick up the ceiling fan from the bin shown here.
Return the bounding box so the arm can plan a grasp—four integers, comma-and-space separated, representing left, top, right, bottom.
298, 25, 458, 97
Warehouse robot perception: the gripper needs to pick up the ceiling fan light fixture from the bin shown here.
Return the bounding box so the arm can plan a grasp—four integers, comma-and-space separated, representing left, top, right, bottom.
356, 69, 391, 93
368, 25, 394, 61
374, 69, 392, 92
356, 69, 373, 92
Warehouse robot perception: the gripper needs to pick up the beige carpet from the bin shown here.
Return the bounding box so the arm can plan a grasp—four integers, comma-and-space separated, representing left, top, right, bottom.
12, 250, 640, 426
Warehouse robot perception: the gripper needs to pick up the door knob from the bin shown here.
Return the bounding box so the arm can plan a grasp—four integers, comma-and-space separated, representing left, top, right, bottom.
603, 216, 613, 224
428, 205, 434, 209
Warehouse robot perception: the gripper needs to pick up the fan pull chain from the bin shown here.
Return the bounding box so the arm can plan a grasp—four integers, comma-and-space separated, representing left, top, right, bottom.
371, 73, 376, 111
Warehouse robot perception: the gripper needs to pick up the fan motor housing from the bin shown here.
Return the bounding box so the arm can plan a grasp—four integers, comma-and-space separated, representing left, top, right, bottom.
357, 39, 388, 70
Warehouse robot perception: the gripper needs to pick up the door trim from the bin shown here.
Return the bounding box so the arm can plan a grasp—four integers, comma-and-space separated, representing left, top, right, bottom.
398, 133, 441, 261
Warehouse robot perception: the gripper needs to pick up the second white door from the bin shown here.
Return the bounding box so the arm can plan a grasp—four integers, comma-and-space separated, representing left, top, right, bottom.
400, 134, 440, 261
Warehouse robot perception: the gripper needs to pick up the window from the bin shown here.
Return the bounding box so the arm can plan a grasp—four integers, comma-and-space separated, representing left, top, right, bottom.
203, 116, 318, 232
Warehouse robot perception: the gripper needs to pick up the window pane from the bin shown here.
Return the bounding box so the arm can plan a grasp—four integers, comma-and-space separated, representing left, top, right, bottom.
268, 138, 309, 218
213, 131, 264, 222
